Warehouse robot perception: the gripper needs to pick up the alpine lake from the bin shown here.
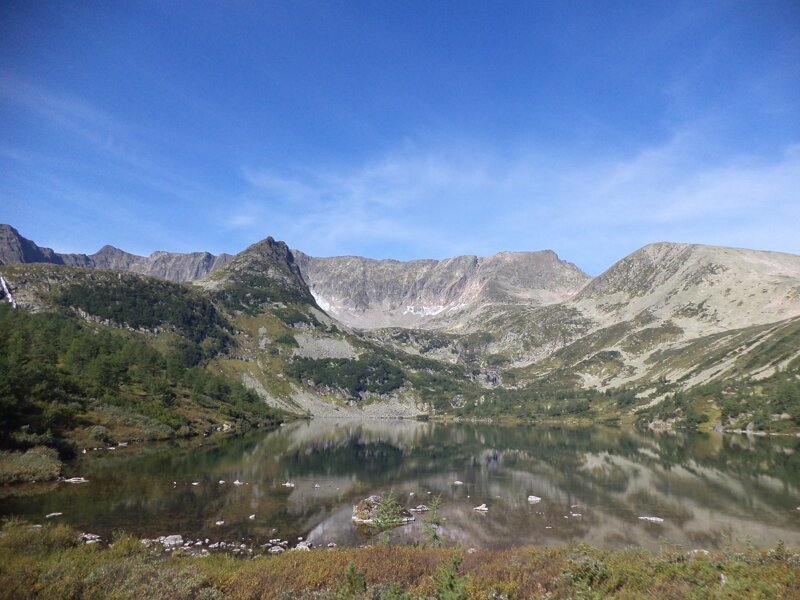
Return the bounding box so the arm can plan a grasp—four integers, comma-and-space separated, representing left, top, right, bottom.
3, 420, 800, 551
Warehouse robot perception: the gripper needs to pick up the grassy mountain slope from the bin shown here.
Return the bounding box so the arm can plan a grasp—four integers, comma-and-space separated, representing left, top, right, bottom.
194, 238, 471, 416
0, 263, 284, 468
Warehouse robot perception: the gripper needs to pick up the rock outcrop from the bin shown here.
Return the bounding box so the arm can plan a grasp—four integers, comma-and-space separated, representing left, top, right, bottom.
0, 224, 231, 282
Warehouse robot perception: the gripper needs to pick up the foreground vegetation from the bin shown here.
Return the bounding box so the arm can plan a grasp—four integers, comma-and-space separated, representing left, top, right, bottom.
0, 520, 798, 599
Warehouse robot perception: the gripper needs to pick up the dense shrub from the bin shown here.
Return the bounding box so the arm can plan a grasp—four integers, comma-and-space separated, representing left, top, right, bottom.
0, 446, 61, 483
55, 278, 231, 359
287, 356, 404, 398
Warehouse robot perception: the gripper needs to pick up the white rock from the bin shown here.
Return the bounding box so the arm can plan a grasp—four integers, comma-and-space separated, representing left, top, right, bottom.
453, 480, 464, 485
192, 482, 200, 486
269, 546, 285, 554
233, 480, 243, 486
527, 495, 542, 504
215, 520, 225, 526
45, 512, 63, 518
249, 514, 256, 520
162, 535, 183, 547
638, 516, 664, 523
473, 504, 488, 512
63, 477, 89, 484
219, 480, 226, 484
282, 481, 295, 488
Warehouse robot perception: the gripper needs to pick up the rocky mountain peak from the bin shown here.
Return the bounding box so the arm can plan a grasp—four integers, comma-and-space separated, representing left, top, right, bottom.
0, 224, 63, 265
0, 225, 231, 282
293, 249, 590, 329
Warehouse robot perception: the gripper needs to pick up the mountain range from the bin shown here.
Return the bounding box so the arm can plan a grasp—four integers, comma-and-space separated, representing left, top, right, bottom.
2, 223, 799, 433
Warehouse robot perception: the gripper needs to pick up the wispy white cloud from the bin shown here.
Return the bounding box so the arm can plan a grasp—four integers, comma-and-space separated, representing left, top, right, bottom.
0, 75, 222, 206
227, 129, 800, 271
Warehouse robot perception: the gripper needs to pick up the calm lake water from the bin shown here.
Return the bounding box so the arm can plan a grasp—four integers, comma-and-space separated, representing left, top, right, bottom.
2, 420, 800, 550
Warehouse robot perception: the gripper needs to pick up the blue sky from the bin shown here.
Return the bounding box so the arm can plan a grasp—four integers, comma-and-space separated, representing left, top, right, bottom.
1, 1, 798, 274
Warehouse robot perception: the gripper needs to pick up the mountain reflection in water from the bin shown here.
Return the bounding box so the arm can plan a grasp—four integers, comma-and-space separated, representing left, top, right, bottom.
2, 420, 799, 550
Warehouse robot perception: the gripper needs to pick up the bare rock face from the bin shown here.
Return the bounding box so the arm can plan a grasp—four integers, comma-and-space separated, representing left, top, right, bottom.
0, 224, 231, 282
0, 224, 67, 265
293, 249, 589, 329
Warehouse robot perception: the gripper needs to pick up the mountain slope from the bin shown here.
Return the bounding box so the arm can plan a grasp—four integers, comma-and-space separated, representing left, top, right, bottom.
294, 249, 589, 329
3, 224, 800, 432
0, 262, 284, 458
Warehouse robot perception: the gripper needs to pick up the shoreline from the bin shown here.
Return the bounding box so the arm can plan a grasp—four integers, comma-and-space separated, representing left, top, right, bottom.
2, 520, 799, 599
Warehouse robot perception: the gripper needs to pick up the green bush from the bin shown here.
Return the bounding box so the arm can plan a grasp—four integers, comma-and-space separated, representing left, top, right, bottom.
287, 356, 404, 399
0, 446, 61, 483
